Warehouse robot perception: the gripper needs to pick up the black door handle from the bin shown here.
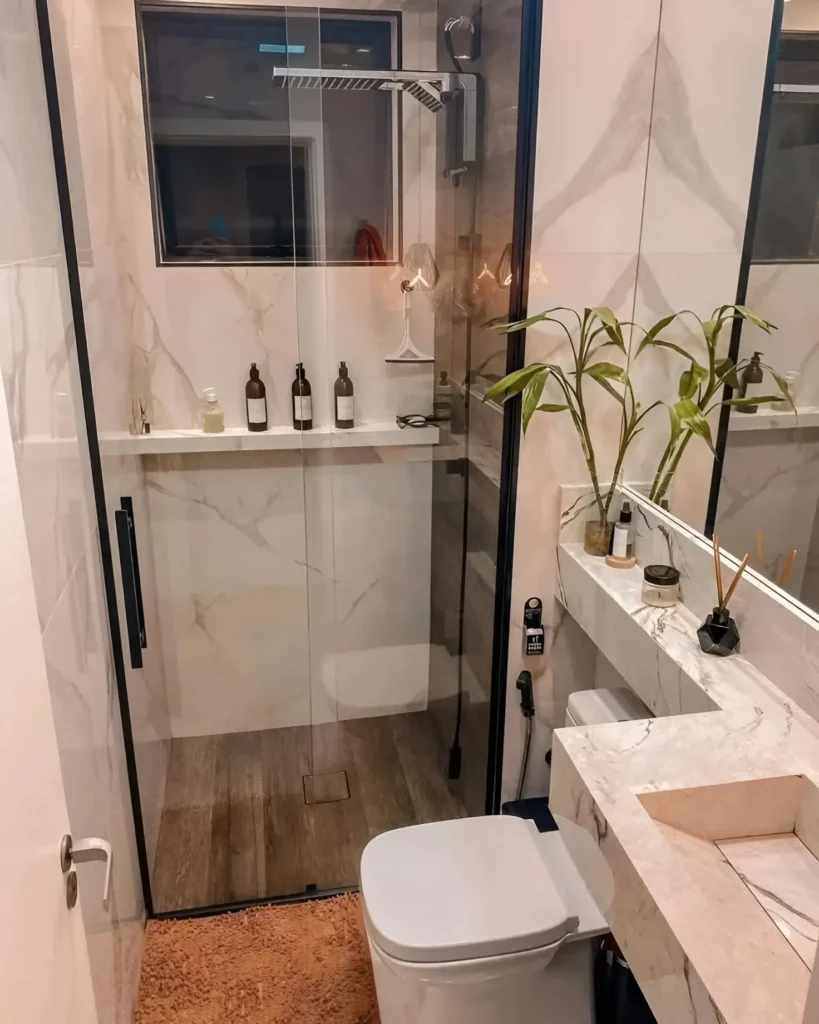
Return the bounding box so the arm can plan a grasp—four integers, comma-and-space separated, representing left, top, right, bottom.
115, 501, 145, 669
120, 497, 146, 649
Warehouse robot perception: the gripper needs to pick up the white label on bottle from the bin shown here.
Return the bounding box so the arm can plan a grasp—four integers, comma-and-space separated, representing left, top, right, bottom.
744, 379, 766, 400
247, 397, 267, 424
612, 524, 628, 558
294, 395, 312, 421
336, 396, 354, 421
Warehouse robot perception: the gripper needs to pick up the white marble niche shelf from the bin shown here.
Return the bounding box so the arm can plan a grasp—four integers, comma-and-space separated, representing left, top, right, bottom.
728, 405, 819, 433
98, 422, 440, 456
556, 541, 778, 720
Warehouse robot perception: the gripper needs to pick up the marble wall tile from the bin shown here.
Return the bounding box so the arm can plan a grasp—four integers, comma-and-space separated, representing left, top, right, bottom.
532, 0, 661, 256
42, 542, 144, 1023
638, 0, 775, 257
0, 0, 63, 263
503, 253, 646, 802
743, 263, 819, 407
627, 486, 819, 726
56, 0, 437, 437
716, 429, 819, 601
0, 0, 146, 1013
624, 0, 776, 530
144, 449, 433, 736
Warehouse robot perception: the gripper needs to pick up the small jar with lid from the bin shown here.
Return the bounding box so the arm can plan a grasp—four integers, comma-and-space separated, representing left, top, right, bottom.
641, 565, 680, 608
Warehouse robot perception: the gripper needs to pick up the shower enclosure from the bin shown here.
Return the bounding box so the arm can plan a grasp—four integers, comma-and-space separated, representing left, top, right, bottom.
48, 0, 536, 915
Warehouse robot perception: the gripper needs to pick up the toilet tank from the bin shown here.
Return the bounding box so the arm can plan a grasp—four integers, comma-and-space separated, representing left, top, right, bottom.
564, 688, 652, 727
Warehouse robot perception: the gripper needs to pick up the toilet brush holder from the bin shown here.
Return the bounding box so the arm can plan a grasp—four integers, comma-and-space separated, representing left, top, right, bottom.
697, 606, 740, 657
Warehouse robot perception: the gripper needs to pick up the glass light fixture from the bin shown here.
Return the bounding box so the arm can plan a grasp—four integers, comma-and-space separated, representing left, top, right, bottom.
495, 243, 513, 288
385, 243, 438, 363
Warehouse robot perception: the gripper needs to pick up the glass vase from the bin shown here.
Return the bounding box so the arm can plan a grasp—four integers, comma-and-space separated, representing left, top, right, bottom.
583, 517, 613, 557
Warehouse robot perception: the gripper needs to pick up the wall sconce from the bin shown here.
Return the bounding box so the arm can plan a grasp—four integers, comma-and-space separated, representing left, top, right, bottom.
386, 243, 438, 363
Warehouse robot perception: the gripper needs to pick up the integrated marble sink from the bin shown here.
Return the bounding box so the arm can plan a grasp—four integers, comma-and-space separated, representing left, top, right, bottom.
639, 776, 819, 981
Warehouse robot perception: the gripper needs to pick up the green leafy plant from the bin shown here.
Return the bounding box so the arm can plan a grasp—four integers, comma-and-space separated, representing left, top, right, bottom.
635, 305, 794, 505
484, 306, 660, 527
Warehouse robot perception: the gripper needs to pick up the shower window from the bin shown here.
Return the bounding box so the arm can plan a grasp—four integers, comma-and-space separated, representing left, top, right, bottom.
138, 4, 399, 264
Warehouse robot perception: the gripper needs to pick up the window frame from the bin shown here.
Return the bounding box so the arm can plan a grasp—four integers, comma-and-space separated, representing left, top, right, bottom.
135, 0, 403, 267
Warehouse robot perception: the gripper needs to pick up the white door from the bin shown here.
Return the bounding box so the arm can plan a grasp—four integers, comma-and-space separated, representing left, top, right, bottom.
0, 383, 98, 1022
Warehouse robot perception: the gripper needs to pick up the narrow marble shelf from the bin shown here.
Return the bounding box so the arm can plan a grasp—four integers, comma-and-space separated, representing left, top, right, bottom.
728, 405, 819, 433
555, 542, 790, 720
97, 422, 440, 456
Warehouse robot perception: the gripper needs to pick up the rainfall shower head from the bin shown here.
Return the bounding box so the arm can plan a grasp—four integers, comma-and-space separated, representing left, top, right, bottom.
272, 67, 458, 113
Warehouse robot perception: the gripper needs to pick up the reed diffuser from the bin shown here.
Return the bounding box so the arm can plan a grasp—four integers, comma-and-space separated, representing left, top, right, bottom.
697, 535, 747, 657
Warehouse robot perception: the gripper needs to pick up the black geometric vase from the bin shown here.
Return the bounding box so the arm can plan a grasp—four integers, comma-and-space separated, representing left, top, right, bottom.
697, 606, 740, 657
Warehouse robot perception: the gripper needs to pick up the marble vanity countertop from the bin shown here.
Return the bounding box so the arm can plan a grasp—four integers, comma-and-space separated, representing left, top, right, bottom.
551, 542, 819, 1024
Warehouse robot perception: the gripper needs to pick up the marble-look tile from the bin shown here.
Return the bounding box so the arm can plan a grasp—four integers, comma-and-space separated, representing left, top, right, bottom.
0, 0, 64, 263
718, 833, 819, 968
743, 265, 819, 409
715, 429, 819, 600
102, 452, 171, 870
502, 255, 646, 803
0, 258, 96, 629
532, 0, 660, 255
55, 0, 437, 437
626, 485, 819, 727
41, 544, 144, 1022
638, 0, 775, 256
143, 450, 433, 736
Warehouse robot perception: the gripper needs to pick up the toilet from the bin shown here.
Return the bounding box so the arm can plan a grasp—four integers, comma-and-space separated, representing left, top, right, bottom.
359, 688, 652, 1024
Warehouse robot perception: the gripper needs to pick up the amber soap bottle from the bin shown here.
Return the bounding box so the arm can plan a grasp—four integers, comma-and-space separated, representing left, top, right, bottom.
245, 363, 268, 432
292, 363, 313, 430
334, 361, 354, 429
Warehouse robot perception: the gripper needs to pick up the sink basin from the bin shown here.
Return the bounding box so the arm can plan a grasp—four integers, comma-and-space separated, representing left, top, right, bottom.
637, 775, 818, 1021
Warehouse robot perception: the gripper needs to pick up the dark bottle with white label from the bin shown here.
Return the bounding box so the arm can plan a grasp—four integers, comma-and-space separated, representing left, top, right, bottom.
738, 351, 764, 414
334, 361, 354, 429
245, 363, 268, 432
292, 362, 313, 431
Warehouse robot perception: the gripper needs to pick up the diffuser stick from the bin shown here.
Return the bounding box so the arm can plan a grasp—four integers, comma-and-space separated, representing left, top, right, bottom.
722, 553, 750, 610
779, 549, 798, 588
713, 535, 725, 608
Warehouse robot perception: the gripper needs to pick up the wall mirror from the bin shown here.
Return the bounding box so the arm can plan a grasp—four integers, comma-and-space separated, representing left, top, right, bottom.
623, 0, 819, 620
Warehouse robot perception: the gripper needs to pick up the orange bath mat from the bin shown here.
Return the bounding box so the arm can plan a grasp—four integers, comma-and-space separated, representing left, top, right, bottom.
135, 894, 379, 1024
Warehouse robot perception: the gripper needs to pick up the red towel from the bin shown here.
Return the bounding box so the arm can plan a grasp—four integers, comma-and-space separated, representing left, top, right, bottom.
354, 223, 387, 263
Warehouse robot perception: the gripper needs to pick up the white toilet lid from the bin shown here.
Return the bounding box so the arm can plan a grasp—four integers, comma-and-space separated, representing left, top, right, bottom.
360, 816, 579, 963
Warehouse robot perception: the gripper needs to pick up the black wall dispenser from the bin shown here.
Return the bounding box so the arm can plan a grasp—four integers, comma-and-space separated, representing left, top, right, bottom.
523, 597, 545, 656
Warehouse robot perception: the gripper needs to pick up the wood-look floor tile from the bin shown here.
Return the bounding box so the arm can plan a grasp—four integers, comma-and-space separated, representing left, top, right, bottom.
210, 732, 266, 905
391, 710, 468, 823
343, 716, 417, 839
260, 726, 316, 897
152, 713, 474, 912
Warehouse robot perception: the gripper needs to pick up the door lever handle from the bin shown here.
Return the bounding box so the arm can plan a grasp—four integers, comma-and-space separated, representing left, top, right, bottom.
60, 834, 112, 911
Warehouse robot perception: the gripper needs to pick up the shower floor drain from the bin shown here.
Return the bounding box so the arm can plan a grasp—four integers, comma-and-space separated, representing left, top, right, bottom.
303, 770, 350, 805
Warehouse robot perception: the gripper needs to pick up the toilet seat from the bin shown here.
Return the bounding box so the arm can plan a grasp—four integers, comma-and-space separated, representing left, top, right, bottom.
360, 815, 579, 965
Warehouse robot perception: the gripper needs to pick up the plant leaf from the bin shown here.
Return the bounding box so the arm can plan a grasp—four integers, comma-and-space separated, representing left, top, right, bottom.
731, 305, 776, 332
674, 398, 715, 453
521, 370, 548, 433
536, 403, 570, 413
765, 367, 797, 413
702, 319, 723, 347
715, 357, 740, 390
590, 306, 626, 352
667, 404, 682, 448
585, 361, 626, 382
678, 362, 708, 400
635, 314, 680, 356
496, 313, 550, 334
483, 363, 546, 403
